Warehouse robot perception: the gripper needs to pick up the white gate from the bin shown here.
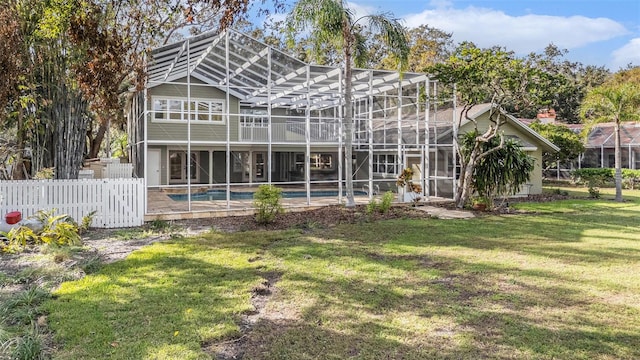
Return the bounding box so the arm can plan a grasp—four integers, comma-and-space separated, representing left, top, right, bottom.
0, 179, 144, 228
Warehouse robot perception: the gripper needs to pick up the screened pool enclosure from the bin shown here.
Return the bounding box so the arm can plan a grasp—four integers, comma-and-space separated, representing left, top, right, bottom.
127, 29, 458, 214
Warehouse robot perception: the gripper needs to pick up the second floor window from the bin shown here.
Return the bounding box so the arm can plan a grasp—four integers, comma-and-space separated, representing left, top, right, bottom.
153, 98, 225, 122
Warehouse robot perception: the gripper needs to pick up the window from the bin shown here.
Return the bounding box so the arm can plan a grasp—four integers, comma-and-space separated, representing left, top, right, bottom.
152, 97, 224, 122
373, 154, 397, 174
240, 109, 269, 127
310, 153, 333, 170
169, 151, 199, 182
153, 99, 167, 119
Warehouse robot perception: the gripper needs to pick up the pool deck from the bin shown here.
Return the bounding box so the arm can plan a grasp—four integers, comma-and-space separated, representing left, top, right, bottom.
145, 188, 456, 221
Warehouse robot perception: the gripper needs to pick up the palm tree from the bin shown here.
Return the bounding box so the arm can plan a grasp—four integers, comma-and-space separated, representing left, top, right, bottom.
580, 83, 640, 201
287, 0, 409, 207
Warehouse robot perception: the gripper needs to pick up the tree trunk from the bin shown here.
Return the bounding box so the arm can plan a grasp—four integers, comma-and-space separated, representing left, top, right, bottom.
455, 146, 479, 208
11, 107, 26, 180
614, 120, 623, 202
54, 83, 89, 179
88, 118, 108, 159
343, 36, 355, 207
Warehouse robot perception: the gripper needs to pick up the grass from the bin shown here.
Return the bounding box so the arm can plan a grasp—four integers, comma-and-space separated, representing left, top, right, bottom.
43, 187, 640, 359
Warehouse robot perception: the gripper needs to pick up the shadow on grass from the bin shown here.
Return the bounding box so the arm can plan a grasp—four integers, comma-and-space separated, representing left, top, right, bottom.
44, 196, 640, 359
45, 238, 271, 359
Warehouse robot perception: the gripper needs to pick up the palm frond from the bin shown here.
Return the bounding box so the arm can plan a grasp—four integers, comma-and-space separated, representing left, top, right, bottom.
364, 13, 409, 71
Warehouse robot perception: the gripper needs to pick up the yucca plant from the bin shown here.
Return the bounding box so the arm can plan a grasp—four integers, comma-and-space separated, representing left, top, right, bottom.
460, 131, 534, 209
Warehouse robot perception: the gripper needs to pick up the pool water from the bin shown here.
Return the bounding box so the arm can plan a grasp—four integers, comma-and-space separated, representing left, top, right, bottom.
168, 189, 366, 201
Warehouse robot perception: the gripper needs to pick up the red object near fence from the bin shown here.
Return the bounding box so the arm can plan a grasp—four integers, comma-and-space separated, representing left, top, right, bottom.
5, 211, 22, 225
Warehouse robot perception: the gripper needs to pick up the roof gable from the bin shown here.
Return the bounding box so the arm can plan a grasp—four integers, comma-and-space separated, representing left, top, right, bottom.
458, 104, 560, 153
147, 29, 429, 111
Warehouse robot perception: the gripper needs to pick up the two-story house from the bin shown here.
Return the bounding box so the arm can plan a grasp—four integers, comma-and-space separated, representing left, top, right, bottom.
127, 29, 557, 213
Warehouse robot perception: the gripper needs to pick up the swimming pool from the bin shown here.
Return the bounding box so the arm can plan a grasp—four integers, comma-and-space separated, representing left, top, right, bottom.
168, 189, 367, 201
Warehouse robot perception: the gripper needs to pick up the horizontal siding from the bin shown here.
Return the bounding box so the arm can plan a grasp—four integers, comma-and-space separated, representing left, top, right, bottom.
148, 78, 240, 142
148, 117, 239, 142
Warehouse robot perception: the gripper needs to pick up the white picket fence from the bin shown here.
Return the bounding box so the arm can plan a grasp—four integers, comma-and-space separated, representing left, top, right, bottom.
0, 178, 144, 228
104, 163, 134, 178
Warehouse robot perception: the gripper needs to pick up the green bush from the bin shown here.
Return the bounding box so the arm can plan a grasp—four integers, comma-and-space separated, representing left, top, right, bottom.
622, 169, 640, 189
571, 168, 614, 185
365, 198, 378, 215
571, 168, 640, 194
36, 212, 81, 246
1, 227, 38, 253
365, 191, 395, 215
1, 210, 83, 253
253, 185, 283, 224
380, 191, 394, 213
79, 210, 97, 234
571, 168, 613, 198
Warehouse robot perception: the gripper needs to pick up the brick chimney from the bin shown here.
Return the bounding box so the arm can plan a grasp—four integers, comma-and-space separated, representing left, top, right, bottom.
537, 108, 556, 124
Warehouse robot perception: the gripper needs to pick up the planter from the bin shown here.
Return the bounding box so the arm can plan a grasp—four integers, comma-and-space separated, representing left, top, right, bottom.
472, 203, 487, 211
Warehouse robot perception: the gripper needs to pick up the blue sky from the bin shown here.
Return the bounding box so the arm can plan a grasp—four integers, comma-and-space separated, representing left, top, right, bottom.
265, 0, 640, 70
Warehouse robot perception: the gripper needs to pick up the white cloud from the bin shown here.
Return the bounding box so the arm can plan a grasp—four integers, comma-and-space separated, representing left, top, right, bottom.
610, 38, 640, 70
346, 1, 377, 18
403, 6, 628, 54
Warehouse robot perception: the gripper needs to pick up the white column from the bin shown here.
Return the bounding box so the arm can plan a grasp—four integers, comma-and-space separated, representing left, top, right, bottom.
186, 38, 192, 212
433, 84, 439, 197
143, 77, 149, 214
209, 150, 213, 185
267, 47, 273, 184
338, 70, 343, 204
249, 151, 253, 185
424, 79, 430, 200
397, 78, 402, 180
225, 31, 231, 209
368, 71, 374, 200
452, 83, 457, 199
305, 65, 311, 205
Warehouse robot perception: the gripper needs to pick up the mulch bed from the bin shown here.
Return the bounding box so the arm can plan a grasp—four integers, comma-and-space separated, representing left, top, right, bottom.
181, 204, 433, 233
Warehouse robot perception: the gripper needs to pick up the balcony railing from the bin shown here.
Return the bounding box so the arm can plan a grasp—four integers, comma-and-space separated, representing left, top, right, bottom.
239, 122, 341, 143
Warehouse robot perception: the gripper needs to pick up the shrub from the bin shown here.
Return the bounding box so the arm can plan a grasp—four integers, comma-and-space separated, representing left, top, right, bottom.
39, 217, 81, 246
571, 168, 613, 198
149, 218, 170, 232
33, 167, 54, 180
1, 227, 37, 253
570, 168, 614, 185
365, 191, 395, 215
551, 188, 569, 196
365, 198, 378, 215
380, 191, 394, 213
253, 185, 283, 224
79, 210, 97, 234
1, 210, 83, 253
622, 169, 640, 189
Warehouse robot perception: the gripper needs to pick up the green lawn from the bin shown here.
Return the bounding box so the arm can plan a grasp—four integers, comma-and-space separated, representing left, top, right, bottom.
45, 188, 640, 359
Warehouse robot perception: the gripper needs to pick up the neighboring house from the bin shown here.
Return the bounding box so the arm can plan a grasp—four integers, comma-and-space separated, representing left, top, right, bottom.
126, 29, 557, 212
521, 111, 640, 171
579, 122, 640, 169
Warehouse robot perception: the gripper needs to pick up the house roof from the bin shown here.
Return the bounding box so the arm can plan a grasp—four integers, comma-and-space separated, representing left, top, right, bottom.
447, 104, 560, 153
582, 122, 640, 147
147, 29, 430, 111
368, 104, 560, 152
520, 120, 640, 148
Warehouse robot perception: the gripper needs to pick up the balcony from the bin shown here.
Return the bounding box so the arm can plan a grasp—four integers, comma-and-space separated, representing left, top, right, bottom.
239, 122, 342, 143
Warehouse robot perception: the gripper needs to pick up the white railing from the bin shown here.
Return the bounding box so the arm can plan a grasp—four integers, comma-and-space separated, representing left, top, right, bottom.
239, 123, 341, 143
104, 163, 134, 178
0, 179, 144, 228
